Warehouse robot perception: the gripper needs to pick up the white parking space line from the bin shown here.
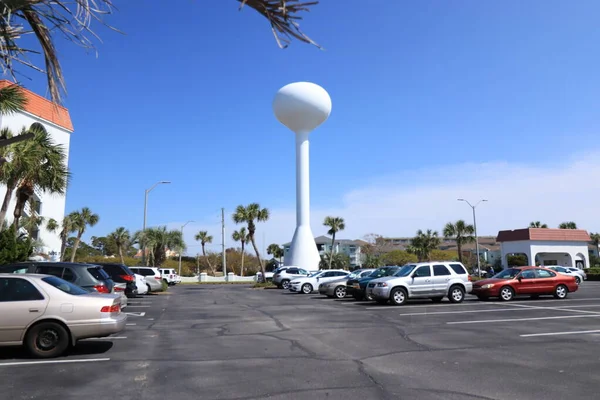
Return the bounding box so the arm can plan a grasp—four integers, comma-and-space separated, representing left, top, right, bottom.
126, 323, 137, 326
447, 314, 600, 325
521, 329, 600, 338
125, 312, 146, 316
126, 305, 151, 308
0, 358, 110, 367
399, 307, 541, 316
502, 303, 600, 315
365, 301, 497, 310
81, 336, 127, 341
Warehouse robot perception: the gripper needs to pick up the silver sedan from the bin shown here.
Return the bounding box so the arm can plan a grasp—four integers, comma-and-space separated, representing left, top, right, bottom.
318, 269, 375, 299
0, 274, 127, 358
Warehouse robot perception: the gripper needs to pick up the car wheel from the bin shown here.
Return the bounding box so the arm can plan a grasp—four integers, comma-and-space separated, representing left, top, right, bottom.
554, 284, 568, 299
281, 280, 290, 290
334, 286, 346, 299
575, 276, 581, 285
448, 285, 465, 303
25, 322, 70, 359
301, 283, 313, 294
365, 291, 374, 301
147, 284, 152, 293
431, 297, 444, 303
499, 286, 514, 301
390, 287, 407, 306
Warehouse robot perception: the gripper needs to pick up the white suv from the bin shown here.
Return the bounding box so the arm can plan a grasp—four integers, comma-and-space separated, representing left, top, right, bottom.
159, 268, 179, 286
369, 262, 472, 305
290, 270, 350, 294
273, 267, 311, 289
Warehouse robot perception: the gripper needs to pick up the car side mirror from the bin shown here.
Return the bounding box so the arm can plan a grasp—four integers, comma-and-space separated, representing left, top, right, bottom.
517, 276, 522, 282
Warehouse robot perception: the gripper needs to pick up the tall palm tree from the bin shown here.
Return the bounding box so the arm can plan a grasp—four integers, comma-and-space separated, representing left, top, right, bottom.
0, 1, 319, 104
267, 243, 284, 263
559, 221, 578, 229
134, 226, 183, 267
529, 221, 548, 228
443, 220, 475, 263
232, 227, 249, 276
195, 231, 214, 275
323, 216, 345, 269
590, 233, 600, 258
0, 83, 27, 115
407, 229, 441, 262
47, 214, 76, 261
69, 207, 99, 262
109, 227, 131, 265
232, 203, 270, 281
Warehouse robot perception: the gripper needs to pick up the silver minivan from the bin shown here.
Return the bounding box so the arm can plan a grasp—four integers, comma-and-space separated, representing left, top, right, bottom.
369, 262, 472, 305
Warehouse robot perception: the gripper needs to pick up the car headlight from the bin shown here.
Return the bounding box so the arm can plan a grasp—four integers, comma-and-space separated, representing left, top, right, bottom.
377, 282, 388, 287
481, 284, 494, 289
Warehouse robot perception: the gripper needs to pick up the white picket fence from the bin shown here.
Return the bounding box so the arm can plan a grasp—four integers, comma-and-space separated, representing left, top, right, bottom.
180, 273, 256, 283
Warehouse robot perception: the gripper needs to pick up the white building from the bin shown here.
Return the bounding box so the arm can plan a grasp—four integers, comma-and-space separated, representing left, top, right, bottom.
0, 81, 73, 259
497, 228, 590, 269
283, 235, 364, 268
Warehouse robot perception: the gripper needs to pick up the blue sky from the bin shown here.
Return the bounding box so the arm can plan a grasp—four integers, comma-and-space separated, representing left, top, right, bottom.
15, 1, 600, 254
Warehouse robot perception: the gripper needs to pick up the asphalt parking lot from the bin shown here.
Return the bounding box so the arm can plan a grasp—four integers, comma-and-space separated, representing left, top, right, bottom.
1, 282, 600, 399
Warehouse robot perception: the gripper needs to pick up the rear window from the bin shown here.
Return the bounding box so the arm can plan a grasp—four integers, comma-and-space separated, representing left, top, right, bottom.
0, 265, 30, 274
136, 268, 156, 277
42, 276, 88, 295
101, 265, 121, 275
87, 267, 110, 280
449, 263, 467, 275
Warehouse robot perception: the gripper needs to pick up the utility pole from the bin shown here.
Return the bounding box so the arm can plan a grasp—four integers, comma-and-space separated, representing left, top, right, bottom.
142, 181, 171, 266
458, 199, 488, 277
222, 208, 227, 277
178, 220, 194, 276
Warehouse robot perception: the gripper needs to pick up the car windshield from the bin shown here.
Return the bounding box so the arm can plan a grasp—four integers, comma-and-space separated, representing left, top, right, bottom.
492, 268, 521, 279
369, 268, 388, 278
309, 271, 323, 278
394, 265, 417, 277
384, 267, 400, 276
42, 276, 89, 295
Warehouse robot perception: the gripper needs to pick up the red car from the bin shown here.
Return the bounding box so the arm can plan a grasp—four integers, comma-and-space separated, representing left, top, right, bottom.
471, 266, 578, 301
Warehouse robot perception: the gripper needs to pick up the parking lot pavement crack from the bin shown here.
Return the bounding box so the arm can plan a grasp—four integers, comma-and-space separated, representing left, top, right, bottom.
403, 387, 499, 400
354, 360, 396, 400
221, 384, 378, 400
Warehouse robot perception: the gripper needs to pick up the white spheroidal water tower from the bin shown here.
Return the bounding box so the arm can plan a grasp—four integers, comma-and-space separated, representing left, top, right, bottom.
273, 82, 332, 270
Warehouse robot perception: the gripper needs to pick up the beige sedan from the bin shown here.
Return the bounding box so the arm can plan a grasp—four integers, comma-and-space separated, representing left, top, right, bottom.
0, 273, 127, 358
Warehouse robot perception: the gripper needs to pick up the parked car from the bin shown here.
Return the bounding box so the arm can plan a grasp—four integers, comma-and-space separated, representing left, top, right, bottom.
319, 268, 375, 298
159, 268, 179, 286
256, 266, 287, 282
97, 263, 138, 297
134, 274, 148, 295
545, 266, 584, 285
129, 267, 163, 292
0, 274, 126, 358
347, 266, 402, 301
113, 282, 128, 309
289, 270, 350, 294
566, 267, 587, 281
0, 262, 114, 294
471, 266, 578, 301
370, 262, 472, 305
273, 267, 312, 289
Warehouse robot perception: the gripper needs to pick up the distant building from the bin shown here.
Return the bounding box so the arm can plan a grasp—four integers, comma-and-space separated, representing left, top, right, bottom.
0, 81, 73, 258
283, 235, 365, 268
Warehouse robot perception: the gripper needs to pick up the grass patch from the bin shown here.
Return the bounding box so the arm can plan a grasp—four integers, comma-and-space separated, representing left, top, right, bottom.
252, 281, 277, 289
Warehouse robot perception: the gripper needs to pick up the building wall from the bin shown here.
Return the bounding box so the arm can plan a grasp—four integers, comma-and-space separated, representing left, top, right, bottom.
0, 111, 71, 258
500, 240, 590, 269
283, 242, 363, 267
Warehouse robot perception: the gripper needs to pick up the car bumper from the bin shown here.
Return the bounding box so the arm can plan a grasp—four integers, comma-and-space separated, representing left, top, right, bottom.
70, 314, 128, 342
289, 284, 301, 292
371, 287, 391, 300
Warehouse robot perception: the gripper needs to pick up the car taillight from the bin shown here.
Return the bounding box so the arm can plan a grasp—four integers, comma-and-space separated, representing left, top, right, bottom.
100, 304, 121, 313
155, 276, 161, 280
114, 286, 125, 292
468, 276, 472, 281
94, 284, 110, 294
121, 274, 135, 282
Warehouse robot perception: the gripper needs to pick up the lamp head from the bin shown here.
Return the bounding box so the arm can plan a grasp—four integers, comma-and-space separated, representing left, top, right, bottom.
160, 181, 171, 184
273, 82, 332, 133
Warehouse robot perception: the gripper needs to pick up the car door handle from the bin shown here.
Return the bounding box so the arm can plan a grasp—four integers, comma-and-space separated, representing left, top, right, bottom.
29, 309, 39, 313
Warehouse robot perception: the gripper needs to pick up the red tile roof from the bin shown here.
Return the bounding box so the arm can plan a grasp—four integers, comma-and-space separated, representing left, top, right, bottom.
496, 228, 591, 243
0, 80, 73, 131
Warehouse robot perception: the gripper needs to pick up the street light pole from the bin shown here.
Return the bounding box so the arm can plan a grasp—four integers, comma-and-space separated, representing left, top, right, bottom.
178, 220, 194, 276
142, 181, 171, 266
458, 199, 488, 276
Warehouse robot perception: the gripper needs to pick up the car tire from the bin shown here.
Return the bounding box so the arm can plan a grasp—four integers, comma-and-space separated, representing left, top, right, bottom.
448, 285, 465, 303
365, 291, 374, 301
554, 284, 569, 299
25, 322, 70, 359
301, 283, 313, 294
575, 276, 581, 285
390, 287, 407, 306
499, 286, 514, 301
281, 280, 290, 290
334, 286, 346, 299
431, 297, 444, 303
147, 284, 152, 293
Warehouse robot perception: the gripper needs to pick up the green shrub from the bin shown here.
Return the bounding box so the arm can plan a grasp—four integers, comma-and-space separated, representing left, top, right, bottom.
160, 280, 168, 292
253, 281, 276, 289
586, 274, 600, 281
0, 228, 32, 264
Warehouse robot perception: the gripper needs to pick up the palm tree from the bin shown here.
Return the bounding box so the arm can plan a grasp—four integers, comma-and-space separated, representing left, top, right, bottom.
69, 207, 99, 262
407, 229, 441, 262
109, 227, 131, 265
590, 233, 600, 258
323, 216, 345, 269
0, 83, 27, 115
443, 220, 475, 263
232, 203, 270, 281
195, 231, 215, 275
559, 221, 578, 229
529, 221, 548, 228
0, 1, 319, 104
46, 214, 76, 261
232, 227, 249, 276
133, 226, 184, 267
267, 243, 284, 263
19, 214, 45, 239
